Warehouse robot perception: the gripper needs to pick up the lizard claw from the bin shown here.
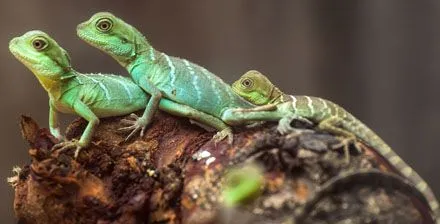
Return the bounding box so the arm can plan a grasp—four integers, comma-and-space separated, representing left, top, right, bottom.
52, 139, 83, 158
212, 128, 234, 144
118, 113, 149, 141
332, 137, 361, 165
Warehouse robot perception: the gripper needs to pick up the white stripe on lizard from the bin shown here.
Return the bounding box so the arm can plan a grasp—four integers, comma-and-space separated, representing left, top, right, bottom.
78, 74, 111, 101
184, 59, 202, 105
149, 47, 155, 61
200, 67, 222, 104
162, 53, 176, 87
305, 96, 314, 115
290, 95, 298, 112
76, 76, 83, 85
97, 73, 133, 101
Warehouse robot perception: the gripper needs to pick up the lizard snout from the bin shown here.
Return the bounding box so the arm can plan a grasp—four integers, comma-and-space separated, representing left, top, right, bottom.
76, 22, 87, 32
9, 37, 20, 48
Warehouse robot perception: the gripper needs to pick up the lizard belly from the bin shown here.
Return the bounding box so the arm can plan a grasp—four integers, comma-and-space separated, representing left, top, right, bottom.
52, 100, 75, 114
90, 96, 148, 118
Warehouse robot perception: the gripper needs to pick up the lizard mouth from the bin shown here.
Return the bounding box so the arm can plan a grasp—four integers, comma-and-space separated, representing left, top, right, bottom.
77, 30, 112, 51
10, 48, 38, 66
231, 84, 247, 98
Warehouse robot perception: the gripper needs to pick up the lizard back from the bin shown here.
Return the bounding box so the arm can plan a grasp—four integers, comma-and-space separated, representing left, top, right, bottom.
59, 73, 148, 117
141, 53, 255, 118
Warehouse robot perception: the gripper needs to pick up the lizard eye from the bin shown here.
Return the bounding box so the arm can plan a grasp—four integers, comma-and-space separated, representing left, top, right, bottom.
31, 37, 49, 51
241, 78, 254, 88
96, 18, 113, 32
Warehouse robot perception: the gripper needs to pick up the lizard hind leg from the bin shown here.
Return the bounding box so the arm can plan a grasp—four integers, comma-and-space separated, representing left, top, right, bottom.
318, 116, 361, 164
277, 114, 314, 135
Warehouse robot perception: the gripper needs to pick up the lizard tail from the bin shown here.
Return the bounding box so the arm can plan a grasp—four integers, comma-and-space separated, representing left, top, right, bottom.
343, 114, 440, 222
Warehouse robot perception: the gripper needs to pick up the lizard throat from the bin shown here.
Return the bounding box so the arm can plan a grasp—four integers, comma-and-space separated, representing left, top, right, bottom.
35, 74, 60, 93
36, 69, 75, 97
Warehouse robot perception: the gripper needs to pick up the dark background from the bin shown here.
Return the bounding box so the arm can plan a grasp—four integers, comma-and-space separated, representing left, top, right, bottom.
1, 1, 440, 222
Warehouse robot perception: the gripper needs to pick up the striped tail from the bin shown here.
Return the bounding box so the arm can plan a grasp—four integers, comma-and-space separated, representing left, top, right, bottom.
343, 112, 440, 221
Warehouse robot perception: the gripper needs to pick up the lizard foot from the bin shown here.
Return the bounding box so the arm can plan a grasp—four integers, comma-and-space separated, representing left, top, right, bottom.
332, 137, 361, 165
212, 128, 234, 144
50, 128, 65, 142
277, 116, 314, 135
52, 139, 83, 158
119, 113, 149, 141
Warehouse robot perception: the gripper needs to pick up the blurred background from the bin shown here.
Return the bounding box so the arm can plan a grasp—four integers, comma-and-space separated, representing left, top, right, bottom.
1, 0, 440, 222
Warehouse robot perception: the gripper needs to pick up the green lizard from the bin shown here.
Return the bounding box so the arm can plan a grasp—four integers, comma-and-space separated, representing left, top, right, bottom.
231, 70, 440, 220
9, 30, 231, 157
76, 12, 260, 143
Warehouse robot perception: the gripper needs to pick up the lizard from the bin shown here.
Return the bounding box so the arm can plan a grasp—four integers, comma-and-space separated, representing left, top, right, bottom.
230, 70, 440, 221
76, 12, 262, 143
9, 30, 232, 157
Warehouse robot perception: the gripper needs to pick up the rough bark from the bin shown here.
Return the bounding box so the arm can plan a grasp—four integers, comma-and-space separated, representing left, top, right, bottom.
10, 112, 433, 224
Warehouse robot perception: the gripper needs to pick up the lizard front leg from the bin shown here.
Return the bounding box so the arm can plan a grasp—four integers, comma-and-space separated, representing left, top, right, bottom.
119, 77, 161, 140
53, 101, 99, 158
222, 107, 284, 125
231, 103, 278, 112
222, 106, 312, 135
155, 99, 233, 144
49, 100, 64, 141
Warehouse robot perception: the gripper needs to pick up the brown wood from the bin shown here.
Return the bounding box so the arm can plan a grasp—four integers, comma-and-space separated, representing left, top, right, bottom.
11, 112, 432, 223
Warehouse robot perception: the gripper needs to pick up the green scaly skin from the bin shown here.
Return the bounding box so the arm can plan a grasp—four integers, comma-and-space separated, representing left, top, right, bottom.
9, 30, 149, 157
76, 12, 260, 143
231, 70, 440, 222
9, 30, 224, 157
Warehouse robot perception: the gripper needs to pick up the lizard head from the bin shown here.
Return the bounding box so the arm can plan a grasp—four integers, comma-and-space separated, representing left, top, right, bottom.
9, 30, 73, 90
77, 12, 149, 67
232, 70, 276, 105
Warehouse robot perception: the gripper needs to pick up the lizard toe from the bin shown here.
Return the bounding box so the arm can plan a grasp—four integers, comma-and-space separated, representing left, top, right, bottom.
212, 128, 234, 144
73, 145, 83, 159
120, 119, 136, 126
140, 126, 146, 137
52, 139, 83, 158
332, 137, 357, 165
129, 113, 139, 119
124, 127, 140, 142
